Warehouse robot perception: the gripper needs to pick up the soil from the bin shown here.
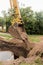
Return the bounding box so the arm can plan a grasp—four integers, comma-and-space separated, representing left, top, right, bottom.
27, 36, 43, 57
0, 36, 43, 65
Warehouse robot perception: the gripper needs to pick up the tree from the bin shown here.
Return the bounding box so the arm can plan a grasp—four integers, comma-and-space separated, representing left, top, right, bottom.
20, 7, 35, 34
1, 10, 11, 32
0, 17, 5, 31
34, 12, 43, 34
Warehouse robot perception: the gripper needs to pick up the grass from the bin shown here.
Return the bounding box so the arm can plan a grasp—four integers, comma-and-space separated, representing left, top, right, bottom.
0, 32, 13, 40
19, 62, 30, 65
28, 35, 43, 43
19, 62, 43, 65
0, 62, 2, 65
35, 57, 43, 65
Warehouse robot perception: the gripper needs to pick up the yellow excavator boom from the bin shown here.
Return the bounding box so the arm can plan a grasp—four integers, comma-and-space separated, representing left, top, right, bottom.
9, 0, 22, 25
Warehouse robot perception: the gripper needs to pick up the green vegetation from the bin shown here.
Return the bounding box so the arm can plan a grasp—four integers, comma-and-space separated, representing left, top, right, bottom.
19, 57, 43, 65
19, 61, 43, 65
0, 9, 14, 32
35, 57, 43, 65
28, 35, 41, 43
19, 62, 30, 65
0, 62, 2, 65
0, 33, 13, 40
21, 7, 43, 34
10, 64, 13, 65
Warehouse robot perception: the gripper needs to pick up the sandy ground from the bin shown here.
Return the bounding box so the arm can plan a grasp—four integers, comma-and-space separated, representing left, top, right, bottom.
0, 35, 43, 65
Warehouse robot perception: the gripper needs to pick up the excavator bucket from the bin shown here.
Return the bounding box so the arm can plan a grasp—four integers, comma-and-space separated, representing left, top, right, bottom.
8, 24, 31, 51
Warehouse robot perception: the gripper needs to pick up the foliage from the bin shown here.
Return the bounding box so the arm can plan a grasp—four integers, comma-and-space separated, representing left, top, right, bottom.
20, 7, 35, 34
0, 17, 5, 26
34, 12, 43, 34
20, 7, 43, 34
1, 9, 14, 32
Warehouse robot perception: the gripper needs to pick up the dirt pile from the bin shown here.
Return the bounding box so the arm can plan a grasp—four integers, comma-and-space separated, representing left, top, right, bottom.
0, 56, 43, 65
0, 36, 43, 64
28, 42, 43, 58
0, 37, 29, 58
0, 37, 43, 59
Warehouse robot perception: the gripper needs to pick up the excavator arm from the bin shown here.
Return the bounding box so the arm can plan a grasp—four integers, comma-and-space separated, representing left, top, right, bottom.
8, 0, 30, 50
9, 0, 22, 25
9, 0, 24, 39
